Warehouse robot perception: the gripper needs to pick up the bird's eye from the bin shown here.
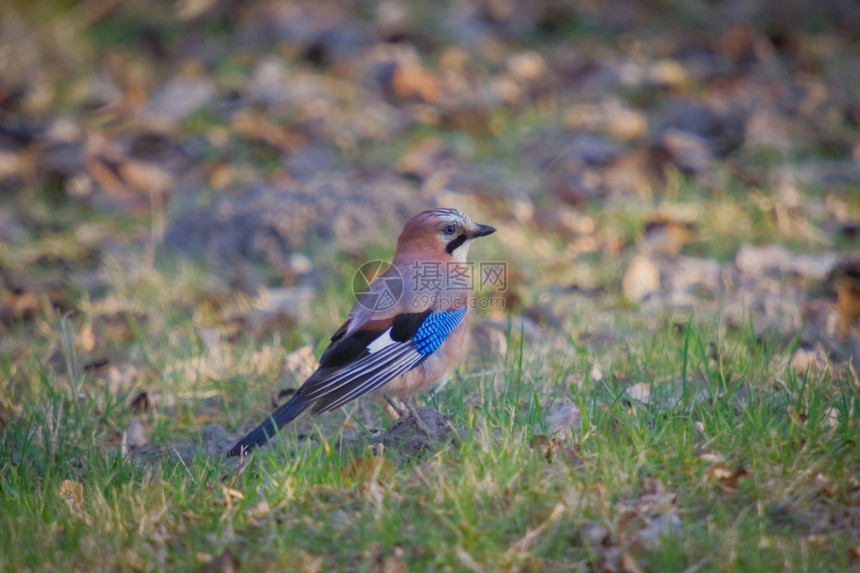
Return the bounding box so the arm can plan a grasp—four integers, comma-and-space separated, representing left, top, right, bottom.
444, 224, 456, 235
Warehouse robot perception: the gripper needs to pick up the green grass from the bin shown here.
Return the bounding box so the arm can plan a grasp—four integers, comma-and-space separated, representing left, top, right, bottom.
2, 268, 858, 571
2, 1, 860, 569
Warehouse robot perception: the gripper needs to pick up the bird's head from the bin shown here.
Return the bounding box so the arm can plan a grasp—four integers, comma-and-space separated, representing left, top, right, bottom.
395, 208, 496, 262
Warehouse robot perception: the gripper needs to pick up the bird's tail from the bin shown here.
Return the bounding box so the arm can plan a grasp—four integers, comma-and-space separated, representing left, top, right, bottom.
227, 394, 309, 457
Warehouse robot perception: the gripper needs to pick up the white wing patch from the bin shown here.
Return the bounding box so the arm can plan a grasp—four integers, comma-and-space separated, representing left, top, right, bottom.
366, 328, 396, 354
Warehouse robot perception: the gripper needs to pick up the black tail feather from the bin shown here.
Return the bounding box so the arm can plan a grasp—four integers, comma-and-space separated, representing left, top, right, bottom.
228, 395, 309, 457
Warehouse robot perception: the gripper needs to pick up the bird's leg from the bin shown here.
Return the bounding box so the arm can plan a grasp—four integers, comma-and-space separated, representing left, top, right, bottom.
403, 398, 434, 436
384, 397, 407, 418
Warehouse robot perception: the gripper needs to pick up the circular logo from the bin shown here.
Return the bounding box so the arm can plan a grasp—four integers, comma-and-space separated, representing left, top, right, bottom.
352, 260, 403, 311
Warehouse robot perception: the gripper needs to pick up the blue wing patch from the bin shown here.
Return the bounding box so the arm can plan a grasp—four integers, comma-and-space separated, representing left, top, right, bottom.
413, 306, 467, 355
299, 306, 467, 412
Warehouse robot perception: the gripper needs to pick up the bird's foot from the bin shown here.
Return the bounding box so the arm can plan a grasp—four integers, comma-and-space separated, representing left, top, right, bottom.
403, 399, 434, 437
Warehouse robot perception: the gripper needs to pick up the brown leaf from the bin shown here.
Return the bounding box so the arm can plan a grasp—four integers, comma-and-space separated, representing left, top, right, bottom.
145, 76, 216, 124
530, 434, 552, 450
219, 487, 245, 510
295, 551, 325, 573
709, 466, 751, 493
0, 402, 14, 429
118, 159, 173, 196
641, 476, 666, 496
395, 138, 453, 180
130, 391, 150, 414
195, 551, 239, 573
813, 474, 838, 497
641, 219, 695, 258
697, 451, 726, 465
0, 290, 41, 325
505, 503, 565, 555
282, 344, 319, 383
535, 402, 582, 437
223, 487, 244, 500
628, 513, 682, 552
529, 435, 584, 466
182, 511, 202, 522
59, 479, 84, 511
635, 492, 678, 515
821, 407, 840, 430
804, 534, 828, 549
619, 551, 646, 573
390, 61, 442, 103
246, 499, 271, 523
830, 259, 860, 340
709, 467, 734, 480
83, 155, 159, 211
847, 487, 860, 507
340, 456, 396, 486
92, 311, 146, 346
616, 510, 639, 537
580, 521, 611, 550
736, 244, 839, 280
622, 256, 660, 303
236, 287, 315, 339
506, 51, 547, 84
373, 546, 408, 573
551, 443, 584, 466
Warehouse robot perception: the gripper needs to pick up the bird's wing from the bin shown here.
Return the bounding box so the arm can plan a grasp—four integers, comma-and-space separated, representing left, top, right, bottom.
300, 306, 467, 413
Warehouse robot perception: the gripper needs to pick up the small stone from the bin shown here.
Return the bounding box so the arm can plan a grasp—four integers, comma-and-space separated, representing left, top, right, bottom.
624, 382, 652, 406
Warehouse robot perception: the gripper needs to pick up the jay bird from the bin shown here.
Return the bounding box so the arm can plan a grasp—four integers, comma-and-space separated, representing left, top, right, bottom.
228, 208, 496, 456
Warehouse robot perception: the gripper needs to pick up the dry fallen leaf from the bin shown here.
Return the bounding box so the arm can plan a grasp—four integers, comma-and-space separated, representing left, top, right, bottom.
130, 391, 151, 414
698, 451, 726, 465
220, 486, 244, 510
641, 476, 666, 496
619, 550, 646, 573
340, 456, 396, 486
708, 466, 751, 493
0, 290, 42, 326
534, 402, 582, 438
813, 473, 839, 497
282, 344, 319, 383
295, 551, 325, 573
628, 513, 682, 552
395, 138, 453, 180
821, 407, 840, 430
828, 259, 860, 340
0, 402, 14, 429
504, 503, 566, 555
386, 60, 442, 104
372, 546, 408, 573
804, 534, 829, 549
246, 499, 270, 522
641, 218, 695, 258
59, 479, 84, 511
622, 256, 660, 303
848, 487, 860, 507
182, 510, 202, 522
529, 435, 584, 466
194, 551, 239, 573
580, 521, 611, 550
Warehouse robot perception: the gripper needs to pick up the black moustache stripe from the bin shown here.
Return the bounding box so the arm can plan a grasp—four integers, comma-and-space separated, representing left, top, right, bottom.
446, 233, 467, 254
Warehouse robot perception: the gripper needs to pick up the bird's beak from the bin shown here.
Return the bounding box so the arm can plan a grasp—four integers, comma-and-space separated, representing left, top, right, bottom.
467, 223, 496, 239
